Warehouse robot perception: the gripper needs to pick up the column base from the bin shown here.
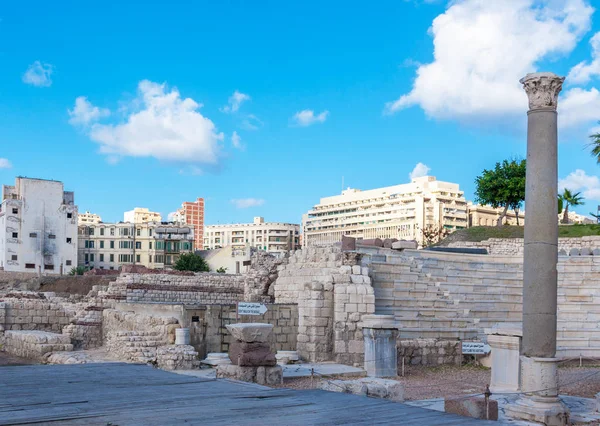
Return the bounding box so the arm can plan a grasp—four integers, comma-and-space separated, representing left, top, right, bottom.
504, 356, 569, 426
504, 396, 569, 426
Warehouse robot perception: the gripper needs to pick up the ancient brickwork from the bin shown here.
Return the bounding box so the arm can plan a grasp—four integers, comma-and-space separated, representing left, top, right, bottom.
397, 339, 462, 366
274, 246, 375, 363
156, 345, 200, 370
447, 236, 600, 256
0, 295, 75, 333
4, 330, 73, 360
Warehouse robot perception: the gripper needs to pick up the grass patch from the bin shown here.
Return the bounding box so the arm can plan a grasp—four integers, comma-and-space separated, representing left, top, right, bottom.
437, 224, 600, 246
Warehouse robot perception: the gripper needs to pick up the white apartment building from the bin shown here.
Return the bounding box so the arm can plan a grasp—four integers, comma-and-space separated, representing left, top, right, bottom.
303, 176, 468, 247
0, 177, 78, 274
124, 207, 162, 224
78, 211, 102, 226
203, 217, 300, 257
78, 222, 193, 270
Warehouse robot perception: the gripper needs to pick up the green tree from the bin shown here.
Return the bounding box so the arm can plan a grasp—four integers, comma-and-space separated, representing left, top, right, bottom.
589, 126, 600, 163
559, 189, 584, 224
474, 159, 526, 227
69, 266, 86, 276
173, 253, 210, 272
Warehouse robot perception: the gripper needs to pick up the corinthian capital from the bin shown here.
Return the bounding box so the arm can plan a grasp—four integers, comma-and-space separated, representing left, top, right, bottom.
520, 72, 565, 111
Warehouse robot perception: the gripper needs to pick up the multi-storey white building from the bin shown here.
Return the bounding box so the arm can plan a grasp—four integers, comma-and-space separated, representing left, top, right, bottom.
78, 211, 102, 226
303, 176, 468, 247
123, 207, 162, 224
0, 177, 78, 274
203, 217, 300, 257
77, 221, 193, 270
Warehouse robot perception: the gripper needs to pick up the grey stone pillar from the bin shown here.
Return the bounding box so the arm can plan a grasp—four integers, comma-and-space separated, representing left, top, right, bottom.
505, 73, 569, 426
361, 315, 398, 377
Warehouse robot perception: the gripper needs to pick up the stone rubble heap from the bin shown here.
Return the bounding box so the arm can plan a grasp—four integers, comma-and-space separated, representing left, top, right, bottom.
156, 345, 200, 370
217, 323, 283, 385
4, 330, 73, 361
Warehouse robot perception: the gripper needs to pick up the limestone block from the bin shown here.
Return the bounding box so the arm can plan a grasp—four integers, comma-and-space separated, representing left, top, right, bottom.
318, 378, 403, 401
444, 397, 498, 421
226, 323, 273, 343
392, 240, 418, 250
229, 341, 277, 367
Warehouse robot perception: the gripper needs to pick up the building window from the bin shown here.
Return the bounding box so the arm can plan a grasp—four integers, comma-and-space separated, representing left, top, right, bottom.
135, 241, 141, 249
66, 238, 72, 244
12, 208, 18, 214
11, 255, 17, 261
100, 254, 104, 262
110, 254, 114, 262
85, 254, 89, 262
90, 254, 95, 262
149, 242, 153, 249
12, 232, 18, 238
89, 241, 95, 248
48, 234, 56, 239
29, 233, 37, 238
136, 228, 141, 236
89, 228, 94, 235
110, 228, 115, 236
149, 229, 153, 237
110, 241, 114, 249
109, 267, 114, 270
67, 213, 73, 219
100, 240, 104, 249
100, 228, 105, 236
25, 263, 35, 269
44, 264, 54, 270
66, 260, 72, 266
119, 241, 133, 249
136, 254, 140, 263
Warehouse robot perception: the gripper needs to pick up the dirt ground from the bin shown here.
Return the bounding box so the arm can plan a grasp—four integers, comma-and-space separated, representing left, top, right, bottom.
272, 364, 600, 401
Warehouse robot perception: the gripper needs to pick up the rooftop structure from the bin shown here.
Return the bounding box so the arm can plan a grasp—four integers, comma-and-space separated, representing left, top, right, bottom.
78, 211, 102, 226
124, 207, 162, 224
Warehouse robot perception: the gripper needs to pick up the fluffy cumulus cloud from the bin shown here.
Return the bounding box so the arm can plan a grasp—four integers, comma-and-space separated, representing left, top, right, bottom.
386, 0, 594, 120
568, 32, 600, 84
71, 80, 224, 164
0, 158, 12, 169
409, 162, 431, 180
68, 96, 110, 126
292, 109, 329, 127
22, 61, 54, 87
559, 87, 600, 128
559, 169, 600, 200
231, 131, 243, 149
221, 90, 251, 113
231, 198, 265, 209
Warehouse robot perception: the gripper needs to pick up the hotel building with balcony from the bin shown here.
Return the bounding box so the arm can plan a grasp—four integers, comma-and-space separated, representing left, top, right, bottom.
302, 176, 468, 247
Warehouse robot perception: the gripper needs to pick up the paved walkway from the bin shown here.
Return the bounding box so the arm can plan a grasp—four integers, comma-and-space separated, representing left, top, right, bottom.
0, 363, 495, 425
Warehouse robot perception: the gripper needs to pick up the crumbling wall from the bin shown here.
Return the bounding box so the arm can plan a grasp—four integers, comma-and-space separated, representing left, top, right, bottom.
447, 236, 600, 256
397, 339, 462, 366
3, 330, 73, 361
0, 294, 76, 333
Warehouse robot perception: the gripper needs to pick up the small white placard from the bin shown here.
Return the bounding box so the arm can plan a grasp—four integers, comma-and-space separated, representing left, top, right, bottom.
462, 341, 491, 355
237, 302, 268, 316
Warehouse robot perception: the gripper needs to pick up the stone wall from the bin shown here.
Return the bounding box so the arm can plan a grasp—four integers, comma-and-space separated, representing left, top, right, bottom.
0, 295, 76, 333
111, 273, 245, 304
3, 330, 73, 361
274, 246, 375, 364
447, 236, 600, 256
397, 339, 462, 367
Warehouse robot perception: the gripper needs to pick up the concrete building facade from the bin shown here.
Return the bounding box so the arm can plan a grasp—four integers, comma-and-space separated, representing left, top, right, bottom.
172, 198, 204, 250
78, 211, 102, 226
124, 208, 162, 224
466, 203, 525, 227
203, 217, 300, 257
0, 177, 78, 274
77, 222, 193, 270
303, 176, 468, 247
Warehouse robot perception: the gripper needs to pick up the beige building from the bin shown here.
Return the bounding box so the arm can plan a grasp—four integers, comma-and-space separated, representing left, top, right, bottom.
78, 211, 102, 226
203, 217, 300, 257
303, 176, 468, 247
124, 207, 162, 224
466, 203, 525, 227
78, 221, 193, 270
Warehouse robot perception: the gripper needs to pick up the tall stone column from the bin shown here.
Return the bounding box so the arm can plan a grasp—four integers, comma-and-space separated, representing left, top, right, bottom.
505, 72, 569, 426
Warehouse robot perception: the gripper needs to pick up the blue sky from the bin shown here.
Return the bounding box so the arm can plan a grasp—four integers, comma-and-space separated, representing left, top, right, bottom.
2, 0, 600, 224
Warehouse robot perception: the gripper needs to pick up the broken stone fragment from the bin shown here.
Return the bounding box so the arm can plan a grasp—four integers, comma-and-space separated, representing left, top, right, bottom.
226, 323, 273, 343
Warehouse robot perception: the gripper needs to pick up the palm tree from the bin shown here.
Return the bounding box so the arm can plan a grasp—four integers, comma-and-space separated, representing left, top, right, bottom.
559, 189, 585, 224
590, 126, 600, 163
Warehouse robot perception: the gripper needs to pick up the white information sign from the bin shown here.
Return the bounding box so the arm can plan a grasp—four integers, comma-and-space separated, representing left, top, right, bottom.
462, 341, 491, 355
237, 302, 268, 316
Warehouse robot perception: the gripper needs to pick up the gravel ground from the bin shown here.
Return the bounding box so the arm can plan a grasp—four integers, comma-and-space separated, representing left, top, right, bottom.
271, 364, 600, 400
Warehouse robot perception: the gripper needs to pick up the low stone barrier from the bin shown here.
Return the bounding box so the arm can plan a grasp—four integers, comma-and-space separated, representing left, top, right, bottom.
397, 339, 462, 366
156, 345, 200, 370
4, 330, 73, 360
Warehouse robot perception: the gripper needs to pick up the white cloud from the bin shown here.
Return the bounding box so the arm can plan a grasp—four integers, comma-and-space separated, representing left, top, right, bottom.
230, 198, 265, 209
568, 32, 600, 84
559, 87, 600, 128
178, 166, 203, 176
221, 90, 251, 113
22, 61, 54, 87
241, 114, 263, 131
0, 158, 12, 169
68, 96, 110, 126
77, 80, 223, 164
292, 109, 329, 127
409, 162, 431, 180
231, 131, 243, 149
385, 0, 594, 120
559, 169, 600, 200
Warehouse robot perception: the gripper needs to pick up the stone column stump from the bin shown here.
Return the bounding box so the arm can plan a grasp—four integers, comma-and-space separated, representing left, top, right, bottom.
361, 315, 398, 377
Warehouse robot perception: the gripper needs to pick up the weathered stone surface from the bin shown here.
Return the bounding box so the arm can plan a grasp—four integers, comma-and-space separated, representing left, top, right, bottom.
229, 340, 276, 366
569, 248, 580, 257
580, 247, 592, 256
156, 345, 200, 370
319, 378, 404, 401
341, 235, 356, 251
275, 350, 299, 364
444, 397, 498, 421
360, 238, 383, 247
216, 364, 282, 385
202, 353, 231, 366
391, 240, 418, 250
226, 323, 273, 343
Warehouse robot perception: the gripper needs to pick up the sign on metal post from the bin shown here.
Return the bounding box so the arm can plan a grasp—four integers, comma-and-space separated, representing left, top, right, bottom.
462, 341, 491, 355
237, 302, 268, 316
